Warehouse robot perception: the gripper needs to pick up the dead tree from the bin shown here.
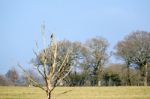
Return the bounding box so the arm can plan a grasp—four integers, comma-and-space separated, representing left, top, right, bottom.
19, 27, 72, 99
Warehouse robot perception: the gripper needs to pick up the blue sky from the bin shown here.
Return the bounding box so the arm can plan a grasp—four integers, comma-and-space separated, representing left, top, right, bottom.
0, 0, 150, 74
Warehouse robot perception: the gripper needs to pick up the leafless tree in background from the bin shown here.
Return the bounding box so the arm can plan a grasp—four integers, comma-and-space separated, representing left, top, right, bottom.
115, 31, 150, 86
85, 37, 109, 86
5, 68, 19, 86
115, 40, 134, 85
0, 75, 9, 86
128, 31, 150, 86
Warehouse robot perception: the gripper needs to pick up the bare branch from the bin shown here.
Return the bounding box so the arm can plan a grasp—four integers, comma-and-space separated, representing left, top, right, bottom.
56, 66, 73, 85
57, 49, 70, 74
51, 36, 58, 76
18, 63, 46, 91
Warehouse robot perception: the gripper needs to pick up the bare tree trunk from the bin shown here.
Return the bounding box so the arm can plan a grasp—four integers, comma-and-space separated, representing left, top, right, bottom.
127, 65, 131, 86
144, 63, 148, 86
98, 65, 103, 86
47, 91, 51, 99
126, 61, 131, 86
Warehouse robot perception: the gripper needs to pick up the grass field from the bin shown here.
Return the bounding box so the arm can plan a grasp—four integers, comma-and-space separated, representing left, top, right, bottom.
0, 86, 150, 99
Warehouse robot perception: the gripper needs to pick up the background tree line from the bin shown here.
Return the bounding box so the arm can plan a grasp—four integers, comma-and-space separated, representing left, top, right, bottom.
0, 31, 150, 86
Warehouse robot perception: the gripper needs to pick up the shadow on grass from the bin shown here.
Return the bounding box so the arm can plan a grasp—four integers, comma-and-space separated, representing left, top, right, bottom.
56, 90, 72, 97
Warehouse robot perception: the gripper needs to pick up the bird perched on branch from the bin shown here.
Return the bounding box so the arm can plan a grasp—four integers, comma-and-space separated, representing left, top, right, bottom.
50, 33, 54, 39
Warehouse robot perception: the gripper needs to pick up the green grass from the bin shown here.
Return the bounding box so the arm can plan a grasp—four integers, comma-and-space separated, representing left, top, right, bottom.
0, 86, 150, 99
